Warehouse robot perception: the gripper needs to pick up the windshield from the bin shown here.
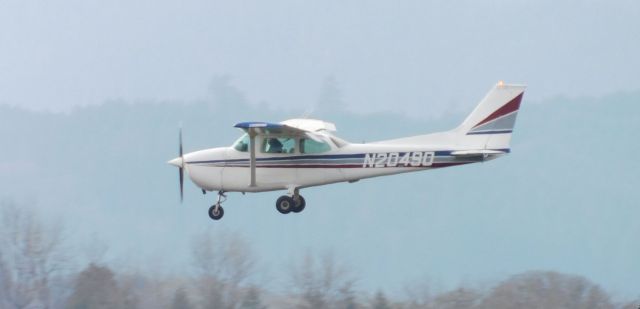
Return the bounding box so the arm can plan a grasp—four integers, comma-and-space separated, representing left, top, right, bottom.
232, 134, 249, 152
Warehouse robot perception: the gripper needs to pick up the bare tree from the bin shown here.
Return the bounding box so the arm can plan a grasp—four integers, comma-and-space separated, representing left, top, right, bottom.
171, 287, 195, 309
479, 271, 614, 309
620, 299, 640, 309
370, 290, 391, 309
191, 231, 256, 309
116, 273, 140, 309
431, 288, 480, 309
403, 278, 435, 309
240, 285, 266, 309
0, 202, 66, 309
288, 252, 357, 309
66, 263, 121, 309
336, 282, 359, 309
0, 258, 12, 305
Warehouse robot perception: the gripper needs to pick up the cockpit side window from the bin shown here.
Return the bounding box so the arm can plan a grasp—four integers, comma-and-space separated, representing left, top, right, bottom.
300, 138, 332, 154
233, 134, 249, 152
262, 137, 295, 154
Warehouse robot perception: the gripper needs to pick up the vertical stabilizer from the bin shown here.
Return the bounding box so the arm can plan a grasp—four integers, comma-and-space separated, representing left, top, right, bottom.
453, 82, 526, 150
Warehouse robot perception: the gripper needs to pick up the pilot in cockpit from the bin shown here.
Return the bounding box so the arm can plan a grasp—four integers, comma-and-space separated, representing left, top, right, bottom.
266, 138, 283, 153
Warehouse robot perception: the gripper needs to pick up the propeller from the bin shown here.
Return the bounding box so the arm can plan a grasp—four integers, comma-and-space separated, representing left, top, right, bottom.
168, 126, 186, 202
179, 127, 184, 202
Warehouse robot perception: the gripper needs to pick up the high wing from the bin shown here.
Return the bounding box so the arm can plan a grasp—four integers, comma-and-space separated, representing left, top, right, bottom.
234, 121, 329, 142
233, 120, 338, 187
235, 121, 312, 136
234, 119, 336, 135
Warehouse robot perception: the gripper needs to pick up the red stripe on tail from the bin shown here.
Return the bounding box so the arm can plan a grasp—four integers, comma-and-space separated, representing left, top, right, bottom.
472, 93, 523, 128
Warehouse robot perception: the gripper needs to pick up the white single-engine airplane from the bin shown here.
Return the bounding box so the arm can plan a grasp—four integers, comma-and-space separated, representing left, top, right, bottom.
169, 82, 525, 221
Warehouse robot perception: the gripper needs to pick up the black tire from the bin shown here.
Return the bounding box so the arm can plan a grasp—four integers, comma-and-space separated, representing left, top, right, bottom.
208, 205, 224, 220
292, 195, 306, 213
276, 195, 294, 214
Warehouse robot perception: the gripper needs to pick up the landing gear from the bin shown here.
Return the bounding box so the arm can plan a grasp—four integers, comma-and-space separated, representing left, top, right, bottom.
205, 189, 307, 219
276, 195, 295, 214
208, 191, 226, 220
276, 187, 306, 214
208, 204, 224, 220
292, 195, 306, 213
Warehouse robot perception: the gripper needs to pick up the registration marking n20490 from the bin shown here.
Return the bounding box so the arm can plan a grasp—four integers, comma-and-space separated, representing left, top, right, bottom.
363, 152, 434, 168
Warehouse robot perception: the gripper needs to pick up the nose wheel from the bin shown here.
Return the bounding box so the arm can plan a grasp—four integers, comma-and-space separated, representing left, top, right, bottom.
208, 204, 224, 220
208, 191, 226, 221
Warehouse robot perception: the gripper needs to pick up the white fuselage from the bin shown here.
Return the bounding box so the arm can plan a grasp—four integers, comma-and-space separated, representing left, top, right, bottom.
169, 82, 525, 215
183, 137, 500, 193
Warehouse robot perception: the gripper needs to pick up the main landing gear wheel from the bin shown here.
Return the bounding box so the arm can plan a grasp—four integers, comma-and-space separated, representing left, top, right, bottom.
276, 195, 295, 214
208, 204, 224, 220
292, 195, 306, 213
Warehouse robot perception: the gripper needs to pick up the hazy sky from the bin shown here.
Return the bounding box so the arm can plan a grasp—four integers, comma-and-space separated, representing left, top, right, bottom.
1, 0, 639, 115
2, 0, 640, 300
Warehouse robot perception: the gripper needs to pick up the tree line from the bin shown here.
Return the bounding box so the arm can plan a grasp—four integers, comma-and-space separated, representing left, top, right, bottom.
0, 202, 637, 309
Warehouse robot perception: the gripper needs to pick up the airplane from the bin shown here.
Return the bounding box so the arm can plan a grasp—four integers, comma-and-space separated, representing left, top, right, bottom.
168, 82, 525, 221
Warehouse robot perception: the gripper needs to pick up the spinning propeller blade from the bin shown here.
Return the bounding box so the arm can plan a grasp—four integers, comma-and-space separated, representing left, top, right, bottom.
179, 127, 184, 202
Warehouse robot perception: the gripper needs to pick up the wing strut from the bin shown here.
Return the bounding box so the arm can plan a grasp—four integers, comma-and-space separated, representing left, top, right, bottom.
248, 129, 257, 187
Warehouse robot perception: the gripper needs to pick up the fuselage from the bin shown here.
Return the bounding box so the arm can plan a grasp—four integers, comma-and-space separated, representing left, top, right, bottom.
181, 137, 505, 193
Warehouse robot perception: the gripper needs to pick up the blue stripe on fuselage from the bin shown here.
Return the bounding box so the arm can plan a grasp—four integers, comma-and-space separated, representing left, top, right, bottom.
185, 149, 509, 165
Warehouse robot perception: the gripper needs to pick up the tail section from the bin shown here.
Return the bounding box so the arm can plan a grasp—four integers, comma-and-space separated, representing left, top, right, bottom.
452, 82, 525, 150
456, 82, 525, 136
374, 82, 525, 150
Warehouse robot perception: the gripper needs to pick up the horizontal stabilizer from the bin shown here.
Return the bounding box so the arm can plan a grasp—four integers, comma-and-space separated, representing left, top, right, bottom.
450, 149, 508, 157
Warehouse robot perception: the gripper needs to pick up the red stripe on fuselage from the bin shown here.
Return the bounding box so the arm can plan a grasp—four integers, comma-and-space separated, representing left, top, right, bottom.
472, 92, 523, 129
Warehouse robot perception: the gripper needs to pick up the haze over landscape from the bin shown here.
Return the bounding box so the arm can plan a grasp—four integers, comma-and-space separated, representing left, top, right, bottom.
1, 0, 639, 308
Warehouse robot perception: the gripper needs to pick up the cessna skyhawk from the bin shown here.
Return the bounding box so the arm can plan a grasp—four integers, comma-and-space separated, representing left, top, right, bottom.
168, 82, 526, 221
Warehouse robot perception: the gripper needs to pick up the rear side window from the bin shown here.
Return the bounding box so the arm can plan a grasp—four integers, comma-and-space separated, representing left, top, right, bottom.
300, 138, 331, 154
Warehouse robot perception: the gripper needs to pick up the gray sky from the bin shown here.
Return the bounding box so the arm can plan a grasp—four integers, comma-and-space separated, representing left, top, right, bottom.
1, 0, 639, 115
2, 0, 640, 299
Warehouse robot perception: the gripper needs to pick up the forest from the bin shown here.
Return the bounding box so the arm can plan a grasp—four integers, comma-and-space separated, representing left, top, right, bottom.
1, 202, 637, 309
